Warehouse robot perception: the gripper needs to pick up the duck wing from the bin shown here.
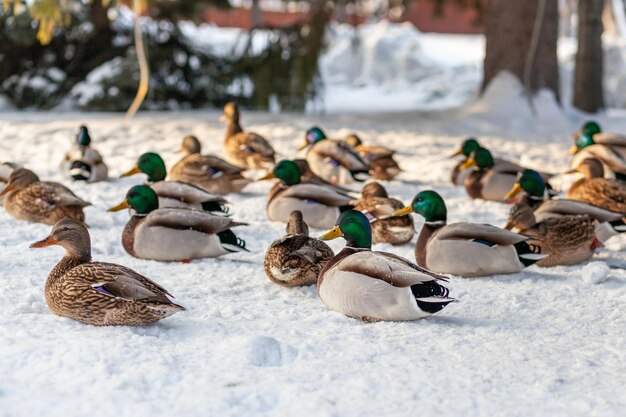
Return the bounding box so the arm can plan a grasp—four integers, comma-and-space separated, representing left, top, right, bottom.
279, 183, 354, 207
143, 208, 245, 234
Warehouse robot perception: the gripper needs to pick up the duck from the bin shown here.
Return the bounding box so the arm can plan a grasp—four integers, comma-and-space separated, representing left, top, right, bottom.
566, 158, 626, 214
345, 133, 401, 180
351, 181, 414, 245
62, 125, 108, 183
317, 210, 455, 322
299, 126, 370, 185
0, 162, 19, 205
292, 158, 355, 193
449, 138, 552, 186
108, 185, 248, 261
569, 121, 626, 180
30, 218, 184, 326
504, 169, 626, 244
121, 152, 230, 215
170, 135, 252, 194
263, 160, 354, 229
264, 210, 334, 287
0, 168, 90, 225
221, 102, 276, 169
460, 147, 520, 202
392, 190, 546, 277
506, 204, 598, 267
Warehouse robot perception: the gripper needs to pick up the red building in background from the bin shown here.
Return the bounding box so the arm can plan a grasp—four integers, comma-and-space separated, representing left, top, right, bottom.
203, 1, 484, 33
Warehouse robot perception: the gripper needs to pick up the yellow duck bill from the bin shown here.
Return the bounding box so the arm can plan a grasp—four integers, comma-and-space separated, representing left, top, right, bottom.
257, 171, 276, 181
459, 157, 476, 170
320, 226, 343, 240
391, 206, 413, 217
504, 183, 522, 200
108, 200, 130, 212
566, 145, 579, 155
120, 165, 141, 177
297, 141, 309, 151
448, 148, 464, 158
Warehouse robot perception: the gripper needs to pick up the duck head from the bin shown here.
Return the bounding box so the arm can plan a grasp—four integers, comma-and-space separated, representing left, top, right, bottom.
299, 126, 327, 151
393, 190, 447, 223
76, 125, 92, 147
259, 160, 301, 185
320, 210, 372, 249
505, 169, 545, 200
459, 147, 494, 170
121, 152, 167, 183
0, 168, 39, 196
30, 218, 91, 259
108, 185, 159, 215
449, 137, 480, 158
178, 135, 201, 155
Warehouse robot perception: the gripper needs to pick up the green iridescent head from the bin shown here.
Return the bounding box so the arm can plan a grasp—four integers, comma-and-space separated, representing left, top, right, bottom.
76, 125, 91, 147
321, 210, 372, 249
468, 147, 494, 169
305, 127, 327, 145
272, 160, 301, 186
122, 152, 167, 182
518, 170, 545, 198
126, 185, 159, 214
461, 138, 480, 156
581, 121, 601, 136
405, 190, 448, 223
575, 133, 595, 151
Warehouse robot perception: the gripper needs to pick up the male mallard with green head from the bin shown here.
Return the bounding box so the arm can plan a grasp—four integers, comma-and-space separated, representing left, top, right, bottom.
392, 190, 546, 277
264, 210, 334, 287
460, 147, 520, 202
263, 160, 354, 229
299, 127, 370, 185
318, 210, 455, 321
569, 121, 626, 180
121, 152, 230, 215
109, 185, 247, 261
31, 218, 185, 326
62, 125, 108, 183
170, 135, 252, 194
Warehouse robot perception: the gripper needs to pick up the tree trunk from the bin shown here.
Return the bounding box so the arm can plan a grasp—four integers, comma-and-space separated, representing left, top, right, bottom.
482, 0, 560, 101
574, 0, 604, 112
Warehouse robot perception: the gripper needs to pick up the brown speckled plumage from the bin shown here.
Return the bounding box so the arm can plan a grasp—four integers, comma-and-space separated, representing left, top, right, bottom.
2, 168, 90, 225
222, 102, 275, 169
352, 182, 414, 245
34, 219, 184, 326
508, 204, 597, 267
568, 158, 626, 214
263, 211, 334, 286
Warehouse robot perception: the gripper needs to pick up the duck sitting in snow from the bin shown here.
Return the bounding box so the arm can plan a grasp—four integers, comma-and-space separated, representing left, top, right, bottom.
449, 138, 552, 186
391, 190, 547, 277
318, 210, 455, 322
108, 185, 248, 261
262, 160, 354, 229
121, 152, 230, 216
264, 210, 334, 287
0, 168, 90, 225
31, 218, 185, 326
221, 102, 276, 170
62, 125, 108, 183
351, 181, 414, 245
345, 133, 401, 180
569, 121, 626, 180
170, 135, 252, 194
566, 158, 626, 214
505, 169, 626, 245
299, 127, 370, 185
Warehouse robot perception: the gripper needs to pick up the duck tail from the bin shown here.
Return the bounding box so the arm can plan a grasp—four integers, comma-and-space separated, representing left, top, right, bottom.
201, 201, 231, 216
217, 229, 249, 252
350, 169, 370, 182
514, 239, 548, 267
609, 219, 626, 233
410, 281, 456, 314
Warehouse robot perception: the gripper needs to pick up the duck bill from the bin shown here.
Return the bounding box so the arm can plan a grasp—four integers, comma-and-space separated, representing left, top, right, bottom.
320, 226, 343, 241
30, 235, 58, 248
392, 206, 413, 217
448, 148, 463, 158
567, 145, 579, 155
120, 165, 141, 178
504, 183, 522, 200
459, 157, 476, 170
0, 183, 14, 196
108, 200, 130, 212
258, 172, 276, 181
297, 141, 309, 151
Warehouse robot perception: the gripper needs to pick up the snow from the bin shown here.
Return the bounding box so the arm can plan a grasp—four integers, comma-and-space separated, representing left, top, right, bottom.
2, 90, 626, 416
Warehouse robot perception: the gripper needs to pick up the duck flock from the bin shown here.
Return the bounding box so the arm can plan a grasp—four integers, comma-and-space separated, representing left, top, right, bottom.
1, 107, 625, 326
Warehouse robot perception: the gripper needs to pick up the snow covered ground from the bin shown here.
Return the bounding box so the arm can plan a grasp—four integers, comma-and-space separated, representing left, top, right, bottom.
2, 87, 626, 417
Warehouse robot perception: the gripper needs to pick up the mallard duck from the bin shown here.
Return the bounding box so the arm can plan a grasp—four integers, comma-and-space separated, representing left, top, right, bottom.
62, 125, 108, 183
507, 204, 598, 267
449, 138, 552, 186
460, 147, 519, 202
569, 121, 626, 180
299, 127, 370, 185
351, 181, 414, 245
345, 133, 401, 180
264, 210, 334, 287
263, 160, 354, 229
30, 218, 184, 326
0, 168, 90, 225
170, 135, 252, 194
318, 210, 455, 321
392, 190, 546, 277
0, 162, 19, 206
504, 169, 626, 244
292, 158, 354, 193
121, 152, 229, 215
567, 158, 626, 214
108, 185, 248, 261
221, 102, 276, 169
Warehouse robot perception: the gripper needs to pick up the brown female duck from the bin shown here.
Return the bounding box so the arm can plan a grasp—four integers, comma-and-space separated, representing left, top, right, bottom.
567, 158, 626, 214
30, 219, 184, 326
345, 133, 401, 180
